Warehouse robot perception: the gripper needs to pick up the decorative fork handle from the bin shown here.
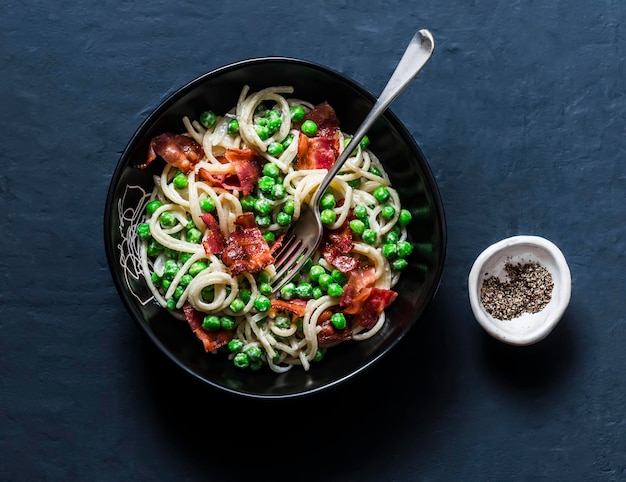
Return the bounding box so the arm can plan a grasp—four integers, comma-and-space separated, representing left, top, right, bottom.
311, 29, 435, 208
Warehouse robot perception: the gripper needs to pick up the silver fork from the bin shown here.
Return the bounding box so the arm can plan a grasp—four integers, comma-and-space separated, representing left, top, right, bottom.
270, 29, 435, 293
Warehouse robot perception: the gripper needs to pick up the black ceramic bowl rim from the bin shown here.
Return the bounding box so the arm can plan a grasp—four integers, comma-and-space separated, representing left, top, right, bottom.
104, 56, 447, 399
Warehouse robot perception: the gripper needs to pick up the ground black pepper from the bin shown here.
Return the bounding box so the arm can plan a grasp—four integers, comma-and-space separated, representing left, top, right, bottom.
480, 261, 554, 320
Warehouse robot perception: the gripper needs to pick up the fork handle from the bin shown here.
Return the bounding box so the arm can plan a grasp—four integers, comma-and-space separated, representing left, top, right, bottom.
312, 29, 435, 207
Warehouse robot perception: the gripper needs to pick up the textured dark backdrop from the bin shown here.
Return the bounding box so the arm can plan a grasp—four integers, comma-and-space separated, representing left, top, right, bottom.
2, 1, 625, 480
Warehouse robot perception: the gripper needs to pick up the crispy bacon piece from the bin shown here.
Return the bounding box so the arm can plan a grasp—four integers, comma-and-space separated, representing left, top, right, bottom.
198, 148, 262, 196
200, 213, 225, 255
320, 219, 359, 273
304, 101, 340, 138
296, 101, 341, 170
139, 133, 205, 173
220, 213, 274, 275
182, 303, 232, 352
316, 309, 353, 344
352, 288, 398, 329
340, 266, 377, 309
270, 298, 308, 318
297, 136, 340, 170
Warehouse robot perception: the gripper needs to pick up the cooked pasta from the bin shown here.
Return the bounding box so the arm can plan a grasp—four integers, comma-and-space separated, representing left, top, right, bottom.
134, 86, 415, 372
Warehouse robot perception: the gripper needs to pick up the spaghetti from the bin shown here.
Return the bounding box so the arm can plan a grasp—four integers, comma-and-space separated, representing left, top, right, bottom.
134, 86, 414, 372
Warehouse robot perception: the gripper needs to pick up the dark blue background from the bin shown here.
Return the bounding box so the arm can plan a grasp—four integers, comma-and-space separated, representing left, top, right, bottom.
2, 1, 625, 480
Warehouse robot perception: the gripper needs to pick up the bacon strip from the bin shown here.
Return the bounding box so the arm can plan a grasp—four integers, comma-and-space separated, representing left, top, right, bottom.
200, 213, 225, 255
270, 299, 308, 318
139, 133, 204, 173
352, 288, 398, 329
340, 266, 377, 309
320, 219, 358, 273
182, 303, 232, 352
198, 148, 262, 196
296, 102, 341, 170
316, 309, 353, 344
220, 214, 274, 275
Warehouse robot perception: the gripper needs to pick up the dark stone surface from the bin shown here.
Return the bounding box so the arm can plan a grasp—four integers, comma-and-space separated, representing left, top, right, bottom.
1, 1, 624, 480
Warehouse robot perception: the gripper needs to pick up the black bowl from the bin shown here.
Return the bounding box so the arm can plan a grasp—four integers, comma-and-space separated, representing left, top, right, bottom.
104, 57, 446, 399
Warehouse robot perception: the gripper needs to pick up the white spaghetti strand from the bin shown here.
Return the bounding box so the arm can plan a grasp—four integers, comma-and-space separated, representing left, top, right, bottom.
131, 86, 415, 373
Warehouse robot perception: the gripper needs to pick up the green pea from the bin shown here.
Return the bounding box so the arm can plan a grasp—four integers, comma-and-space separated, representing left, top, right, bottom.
137, 223, 151, 240
271, 183, 286, 199
398, 209, 412, 226
268, 141, 285, 157
313, 349, 324, 362
228, 119, 239, 135
290, 105, 305, 123
146, 200, 162, 216
188, 261, 207, 276
258, 270, 271, 284
245, 346, 263, 362
360, 135, 370, 149
282, 134, 294, 149
186, 228, 202, 244
200, 196, 215, 213
301, 119, 318, 137
166, 298, 176, 310
173, 171, 188, 189
233, 352, 249, 369
280, 282, 296, 300
267, 116, 282, 133
255, 125, 270, 140
362, 229, 377, 244
259, 283, 272, 295
151, 272, 162, 287
347, 178, 361, 188
312, 287, 324, 299
254, 295, 271, 312
172, 285, 184, 301
202, 315, 221, 331
295, 283, 313, 299
309, 265, 326, 282
373, 186, 390, 203
392, 258, 408, 270
274, 314, 291, 329
255, 215, 271, 228
254, 198, 273, 215
240, 195, 256, 212
228, 339, 244, 353
230, 298, 245, 312
320, 209, 336, 225
397, 241, 414, 258
179, 274, 193, 287
386, 231, 400, 244
239, 289, 251, 304
256, 117, 268, 127
180, 252, 192, 264
349, 219, 365, 236
162, 259, 179, 280
200, 110, 217, 128
162, 279, 171, 290
220, 316, 235, 331
327, 283, 343, 298
263, 231, 276, 244
318, 273, 332, 291
258, 175, 275, 193
250, 360, 263, 371
382, 243, 397, 259
381, 205, 396, 220
320, 192, 336, 209
331, 269, 347, 285
282, 199, 295, 215
276, 211, 291, 226
159, 211, 177, 228
330, 312, 347, 329
354, 205, 368, 219
369, 166, 382, 176
201, 286, 214, 302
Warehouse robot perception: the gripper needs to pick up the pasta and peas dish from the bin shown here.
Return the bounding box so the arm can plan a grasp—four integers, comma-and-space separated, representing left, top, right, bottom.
134, 86, 414, 373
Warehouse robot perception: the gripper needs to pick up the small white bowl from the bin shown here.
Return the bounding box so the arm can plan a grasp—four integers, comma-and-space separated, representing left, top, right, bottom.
468, 235, 571, 346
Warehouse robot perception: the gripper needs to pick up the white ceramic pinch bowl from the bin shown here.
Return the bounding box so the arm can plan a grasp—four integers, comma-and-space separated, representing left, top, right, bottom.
468, 235, 571, 346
